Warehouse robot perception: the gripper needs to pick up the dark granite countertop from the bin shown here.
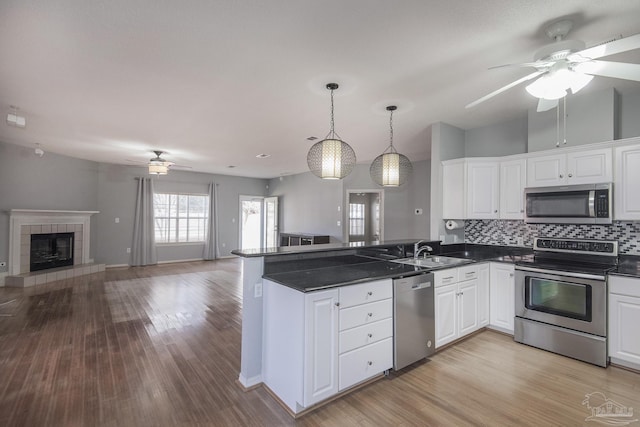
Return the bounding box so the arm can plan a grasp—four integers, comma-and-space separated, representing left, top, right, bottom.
231, 239, 437, 258
610, 255, 640, 278
264, 258, 426, 292
441, 244, 534, 263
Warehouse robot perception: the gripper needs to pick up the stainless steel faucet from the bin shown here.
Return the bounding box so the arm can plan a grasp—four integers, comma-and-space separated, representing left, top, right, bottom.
413, 240, 433, 259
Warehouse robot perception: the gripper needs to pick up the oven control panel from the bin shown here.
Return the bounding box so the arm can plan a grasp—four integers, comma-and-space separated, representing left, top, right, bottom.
534, 238, 617, 255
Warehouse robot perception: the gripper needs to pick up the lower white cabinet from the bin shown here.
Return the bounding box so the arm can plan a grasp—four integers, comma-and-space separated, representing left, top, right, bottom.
609, 275, 640, 370
262, 278, 392, 414
489, 263, 515, 334
434, 263, 489, 348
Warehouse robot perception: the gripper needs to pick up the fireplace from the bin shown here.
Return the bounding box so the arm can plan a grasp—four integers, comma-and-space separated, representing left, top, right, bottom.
30, 232, 75, 272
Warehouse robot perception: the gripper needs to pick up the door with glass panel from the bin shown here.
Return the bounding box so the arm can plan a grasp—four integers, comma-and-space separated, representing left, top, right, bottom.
264, 197, 279, 249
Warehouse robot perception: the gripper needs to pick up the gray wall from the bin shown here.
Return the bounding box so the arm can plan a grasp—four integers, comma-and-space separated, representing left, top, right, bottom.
527, 87, 616, 152
465, 116, 528, 157
267, 160, 431, 243
0, 141, 99, 266
619, 86, 640, 139
1, 140, 268, 267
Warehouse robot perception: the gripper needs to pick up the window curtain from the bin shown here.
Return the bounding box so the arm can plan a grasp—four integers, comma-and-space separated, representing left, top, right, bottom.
203, 182, 219, 260
130, 177, 157, 266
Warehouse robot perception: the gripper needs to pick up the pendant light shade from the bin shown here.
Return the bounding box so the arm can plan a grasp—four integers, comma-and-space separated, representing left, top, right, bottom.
370, 106, 412, 187
307, 83, 356, 179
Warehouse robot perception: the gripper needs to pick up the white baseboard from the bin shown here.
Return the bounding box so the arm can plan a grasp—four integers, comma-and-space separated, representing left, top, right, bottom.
106, 263, 129, 268
0, 272, 7, 287
238, 373, 263, 389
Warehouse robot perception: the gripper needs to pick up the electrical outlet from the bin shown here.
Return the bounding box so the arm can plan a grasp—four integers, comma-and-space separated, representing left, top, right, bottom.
517, 237, 524, 246
115, 217, 120, 223
337, 220, 341, 227
126, 248, 131, 253
254, 282, 263, 298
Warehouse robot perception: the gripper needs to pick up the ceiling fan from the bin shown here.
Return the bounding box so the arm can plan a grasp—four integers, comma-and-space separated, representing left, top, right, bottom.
466, 19, 640, 112
128, 150, 192, 175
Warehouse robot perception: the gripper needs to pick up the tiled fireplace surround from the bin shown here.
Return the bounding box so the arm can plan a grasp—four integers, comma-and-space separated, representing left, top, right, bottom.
6, 210, 104, 287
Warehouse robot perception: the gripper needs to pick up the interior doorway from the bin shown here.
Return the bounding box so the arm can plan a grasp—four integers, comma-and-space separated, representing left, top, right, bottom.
346, 190, 384, 243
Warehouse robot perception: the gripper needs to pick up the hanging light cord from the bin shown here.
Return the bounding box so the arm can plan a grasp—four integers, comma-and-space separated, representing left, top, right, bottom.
325, 87, 342, 140
385, 107, 398, 154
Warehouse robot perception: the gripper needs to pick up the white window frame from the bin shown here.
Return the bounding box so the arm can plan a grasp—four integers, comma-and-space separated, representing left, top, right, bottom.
153, 192, 209, 244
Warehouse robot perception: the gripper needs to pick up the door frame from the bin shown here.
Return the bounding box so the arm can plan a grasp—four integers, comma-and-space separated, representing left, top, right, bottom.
344, 189, 384, 243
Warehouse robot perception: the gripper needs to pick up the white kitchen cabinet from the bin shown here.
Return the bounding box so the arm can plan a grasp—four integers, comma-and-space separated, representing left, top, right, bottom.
466, 161, 499, 219
499, 158, 526, 219
434, 264, 487, 348
527, 148, 612, 187
614, 143, 640, 220
489, 263, 515, 334
609, 275, 640, 370
262, 278, 392, 414
304, 288, 340, 406
442, 159, 499, 220
337, 279, 393, 391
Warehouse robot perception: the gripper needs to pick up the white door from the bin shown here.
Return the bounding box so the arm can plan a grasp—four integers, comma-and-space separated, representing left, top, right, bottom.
304, 289, 339, 406
490, 263, 515, 333
566, 148, 612, 184
239, 196, 264, 250
434, 283, 457, 348
458, 280, 479, 337
500, 159, 526, 219
264, 197, 279, 248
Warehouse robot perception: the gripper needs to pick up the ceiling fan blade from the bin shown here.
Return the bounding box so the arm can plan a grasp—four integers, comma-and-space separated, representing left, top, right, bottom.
575, 60, 640, 82
537, 98, 558, 112
489, 61, 554, 70
465, 71, 544, 109
569, 33, 640, 61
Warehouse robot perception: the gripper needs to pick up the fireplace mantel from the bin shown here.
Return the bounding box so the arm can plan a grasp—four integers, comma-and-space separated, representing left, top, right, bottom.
8, 209, 99, 276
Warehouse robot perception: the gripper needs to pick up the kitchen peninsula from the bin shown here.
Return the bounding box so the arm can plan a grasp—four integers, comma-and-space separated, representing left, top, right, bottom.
232, 239, 533, 415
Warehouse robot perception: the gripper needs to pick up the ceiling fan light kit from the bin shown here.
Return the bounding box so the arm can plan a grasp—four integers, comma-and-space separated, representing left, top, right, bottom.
466, 19, 640, 111
370, 105, 412, 187
148, 150, 173, 175
307, 83, 356, 180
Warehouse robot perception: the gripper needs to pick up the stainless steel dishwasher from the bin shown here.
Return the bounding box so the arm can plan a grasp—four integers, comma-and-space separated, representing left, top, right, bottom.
393, 273, 435, 370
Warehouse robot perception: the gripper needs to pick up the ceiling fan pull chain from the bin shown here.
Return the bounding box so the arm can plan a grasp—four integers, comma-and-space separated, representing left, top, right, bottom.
563, 96, 567, 145
556, 102, 560, 147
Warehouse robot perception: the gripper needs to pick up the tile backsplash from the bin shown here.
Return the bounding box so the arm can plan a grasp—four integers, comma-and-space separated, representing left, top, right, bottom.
465, 220, 640, 255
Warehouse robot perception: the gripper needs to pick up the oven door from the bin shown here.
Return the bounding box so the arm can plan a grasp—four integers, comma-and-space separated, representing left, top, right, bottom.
515, 267, 606, 337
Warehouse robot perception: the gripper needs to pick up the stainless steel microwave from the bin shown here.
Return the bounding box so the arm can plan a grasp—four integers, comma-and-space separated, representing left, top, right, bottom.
524, 183, 612, 224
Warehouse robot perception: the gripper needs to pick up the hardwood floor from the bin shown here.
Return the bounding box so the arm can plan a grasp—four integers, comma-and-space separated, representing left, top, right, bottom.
1, 258, 638, 426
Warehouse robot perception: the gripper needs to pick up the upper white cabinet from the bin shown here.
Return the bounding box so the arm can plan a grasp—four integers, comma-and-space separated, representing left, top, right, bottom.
500, 159, 526, 219
442, 159, 499, 220
527, 148, 612, 187
614, 143, 640, 220
466, 161, 499, 219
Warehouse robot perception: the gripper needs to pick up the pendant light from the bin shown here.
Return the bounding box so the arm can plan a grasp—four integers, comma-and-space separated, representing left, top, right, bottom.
370, 106, 412, 187
307, 83, 356, 179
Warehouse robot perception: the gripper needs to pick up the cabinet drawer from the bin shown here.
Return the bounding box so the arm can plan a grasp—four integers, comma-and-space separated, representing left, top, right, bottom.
339, 317, 393, 354
610, 276, 640, 298
340, 299, 392, 331
339, 280, 392, 309
338, 337, 392, 391
458, 264, 479, 282
434, 268, 459, 287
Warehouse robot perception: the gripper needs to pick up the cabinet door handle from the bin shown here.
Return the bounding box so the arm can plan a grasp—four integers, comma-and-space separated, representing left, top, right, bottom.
443, 276, 454, 280
509, 273, 514, 277
559, 174, 564, 178
367, 361, 373, 366
520, 209, 524, 213
568, 173, 573, 177
367, 333, 373, 338
367, 312, 373, 317
465, 272, 475, 276
494, 210, 498, 213
367, 291, 373, 296
335, 302, 340, 307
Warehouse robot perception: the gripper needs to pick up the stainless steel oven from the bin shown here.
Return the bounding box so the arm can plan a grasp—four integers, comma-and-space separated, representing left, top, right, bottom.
514, 238, 618, 367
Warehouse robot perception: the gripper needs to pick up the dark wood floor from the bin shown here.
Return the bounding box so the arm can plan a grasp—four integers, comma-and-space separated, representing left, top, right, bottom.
1, 258, 638, 426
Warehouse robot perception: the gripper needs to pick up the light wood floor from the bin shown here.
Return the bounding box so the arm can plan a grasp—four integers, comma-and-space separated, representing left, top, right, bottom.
1, 258, 638, 426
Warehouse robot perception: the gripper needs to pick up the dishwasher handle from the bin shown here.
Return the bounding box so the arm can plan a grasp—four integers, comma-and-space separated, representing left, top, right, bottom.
394, 273, 434, 293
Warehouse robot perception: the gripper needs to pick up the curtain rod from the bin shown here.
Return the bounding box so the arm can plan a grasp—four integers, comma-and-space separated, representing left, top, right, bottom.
134, 177, 218, 185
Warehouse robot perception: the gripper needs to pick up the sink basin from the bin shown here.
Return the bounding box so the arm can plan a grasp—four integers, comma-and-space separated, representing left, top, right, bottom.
391, 256, 471, 269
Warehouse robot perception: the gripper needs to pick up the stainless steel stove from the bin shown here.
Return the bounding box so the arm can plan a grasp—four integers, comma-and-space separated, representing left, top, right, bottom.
514, 237, 618, 367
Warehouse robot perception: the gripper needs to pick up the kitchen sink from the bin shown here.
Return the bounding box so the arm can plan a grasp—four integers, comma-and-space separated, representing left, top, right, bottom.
390, 255, 472, 269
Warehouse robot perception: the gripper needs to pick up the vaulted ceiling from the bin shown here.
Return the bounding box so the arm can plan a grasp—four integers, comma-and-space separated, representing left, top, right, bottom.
1, 0, 639, 178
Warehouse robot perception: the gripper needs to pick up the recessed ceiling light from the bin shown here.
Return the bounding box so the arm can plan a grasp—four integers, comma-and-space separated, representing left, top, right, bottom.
256, 154, 271, 158
306, 136, 318, 141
